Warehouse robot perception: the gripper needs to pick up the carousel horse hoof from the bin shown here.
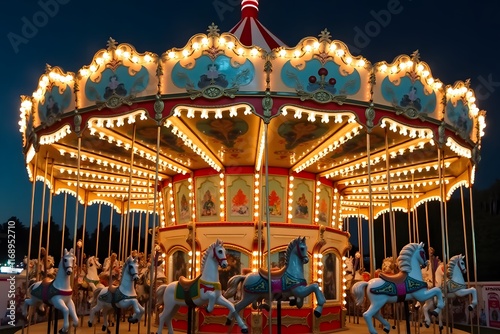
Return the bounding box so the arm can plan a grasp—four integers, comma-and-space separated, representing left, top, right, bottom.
425, 323, 430, 328
241, 329, 249, 334
383, 327, 390, 333
128, 316, 138, 324
88, 320, 92, 327
102, 325, 107, 331
430, 310, 439, 317
468, 305, 474, 311
314, 310, 321, 318
392, 325, 396, 329
58, 329, 69, 334
225, 317, 232, 326
289, 299, 296, 306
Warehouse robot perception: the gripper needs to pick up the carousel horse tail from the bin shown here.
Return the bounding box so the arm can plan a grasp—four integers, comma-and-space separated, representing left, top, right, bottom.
155, 284, 167, 305
351, 280, 369, 306
223, 274, 246, 299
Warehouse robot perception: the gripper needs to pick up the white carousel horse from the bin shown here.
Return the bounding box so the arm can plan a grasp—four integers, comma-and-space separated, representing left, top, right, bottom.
88, 255, 145, 332
351, 242, 444, 334
83, 256, 104, 303
22, 248, 78, 334
223, 236, 326, 321
421, 254, 477, 331
155, 239, 249, 334
344, 253, 371, 286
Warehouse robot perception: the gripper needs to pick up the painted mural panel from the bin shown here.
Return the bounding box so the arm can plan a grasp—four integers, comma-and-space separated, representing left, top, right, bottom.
281, 58, 361, 97
262, 176, 286, 223
381, 76, 437, 114
227, 175, 252, 222
196, 175, 220, 222
292, 179, 314, 224
444, 98, 473, 139
37, 84, 73, 125
171, 54, 254, 93
175, 180, 191, 224
317, 185, 332, 226
84, 65, 149, 102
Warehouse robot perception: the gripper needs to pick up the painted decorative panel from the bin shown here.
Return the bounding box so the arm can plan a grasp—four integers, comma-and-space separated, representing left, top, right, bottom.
227, 175, 253, 222
84, 65, 150, 102
317, 185, 332, 226
171, 54, 254, 91
281, 58, 361, 97
196, 175, 220, 222
262, 176, 287, 223
292, 179, 314, 224
175, 180, 191, 224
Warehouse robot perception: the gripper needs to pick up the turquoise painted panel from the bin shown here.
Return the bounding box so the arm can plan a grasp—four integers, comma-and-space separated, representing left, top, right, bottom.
281, 58, 361, 95
171, 55, 254, 89
85, 65, 149, 101
38, 85, 72, 122
445, 99, 473, 136
381, 76, 436, 113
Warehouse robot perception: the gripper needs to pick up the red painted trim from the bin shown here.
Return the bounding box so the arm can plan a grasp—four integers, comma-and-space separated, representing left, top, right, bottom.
172, 173, 191, 182
194, 168, 220, 177
225, 166, 255, 174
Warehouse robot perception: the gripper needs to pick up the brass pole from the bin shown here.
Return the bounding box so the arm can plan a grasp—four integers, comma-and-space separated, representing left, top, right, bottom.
36, 151, 50, 279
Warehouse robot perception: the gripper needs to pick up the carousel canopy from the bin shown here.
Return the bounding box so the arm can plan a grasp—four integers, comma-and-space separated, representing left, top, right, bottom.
18, 1, 486, 225
229, 0, 286, 51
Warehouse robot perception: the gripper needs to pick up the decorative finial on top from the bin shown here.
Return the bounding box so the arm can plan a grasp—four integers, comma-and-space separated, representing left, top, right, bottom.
45, 63, 52, 73
107, 37, 118, 51
207, 23, 220, 38
318, 29, 332, 43
241, 0, 259, 18
464, 78, 471, 88
411, 50, 420, 62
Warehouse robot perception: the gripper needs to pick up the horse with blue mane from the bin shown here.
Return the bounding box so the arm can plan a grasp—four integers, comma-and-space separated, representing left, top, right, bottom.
351, 242, 444, 334
223, 236, 326, 319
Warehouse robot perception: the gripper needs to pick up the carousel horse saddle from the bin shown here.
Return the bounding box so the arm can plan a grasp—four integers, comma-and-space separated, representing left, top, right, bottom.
371, 271, 427, 302
31, 278, 73, 304
98, 285, 135, 306
178, 276, 198, 290
258, 266, 286, 280
379, 271, 407, 284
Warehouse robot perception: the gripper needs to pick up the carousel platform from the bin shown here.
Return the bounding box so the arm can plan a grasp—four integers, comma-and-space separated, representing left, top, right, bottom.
14, 320, 472, 334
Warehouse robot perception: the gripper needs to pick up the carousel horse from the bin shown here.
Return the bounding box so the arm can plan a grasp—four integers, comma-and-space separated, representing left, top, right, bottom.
223, 236, 326, 320
351, 242, 444, 334
136, 257, 167, 306
82, 256, 104, 303
22, 248, 78, 334
88, 255, 144, 332
99, 253, 122, 286
155, 239, 248, 334
421, 254, 477, 331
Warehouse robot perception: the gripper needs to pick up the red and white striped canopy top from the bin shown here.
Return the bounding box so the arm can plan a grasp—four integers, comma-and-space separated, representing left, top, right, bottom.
229, 0, 287, 52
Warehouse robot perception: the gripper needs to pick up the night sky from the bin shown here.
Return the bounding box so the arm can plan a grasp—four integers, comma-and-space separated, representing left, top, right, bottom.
1, 0, 499, 236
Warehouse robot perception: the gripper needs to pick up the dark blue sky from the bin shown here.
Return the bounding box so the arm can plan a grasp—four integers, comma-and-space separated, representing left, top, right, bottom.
1, 0, 499, 234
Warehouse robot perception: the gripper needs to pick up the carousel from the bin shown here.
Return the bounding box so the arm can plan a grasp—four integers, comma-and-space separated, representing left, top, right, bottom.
16, 0, 486, 334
